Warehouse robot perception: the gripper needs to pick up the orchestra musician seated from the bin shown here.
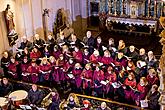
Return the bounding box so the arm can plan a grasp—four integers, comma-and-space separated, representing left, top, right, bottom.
64, 93, 80, 109
42, 88, 61, 110
28, 84, 44, 107
0, 77, 13, 97
81, 100, 92, 110
96, 102, 111, 110
48, 89, 60, 110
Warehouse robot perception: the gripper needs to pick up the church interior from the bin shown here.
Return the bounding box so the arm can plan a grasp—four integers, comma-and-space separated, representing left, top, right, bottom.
0, 0, 165, 110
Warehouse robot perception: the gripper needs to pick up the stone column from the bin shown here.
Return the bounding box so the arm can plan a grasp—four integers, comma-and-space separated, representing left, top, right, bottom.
108, 0, 112, 15
121, 0, 124, 15
154, 1, 157, 18
159, 17, 165, 110
148, 0, 150, 17
114, 0, 117, 16
142, 1, 145, 16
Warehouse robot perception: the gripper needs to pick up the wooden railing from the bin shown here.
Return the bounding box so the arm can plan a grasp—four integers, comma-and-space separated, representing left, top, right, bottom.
73, 93, 148, 110
4, 79, 149, 110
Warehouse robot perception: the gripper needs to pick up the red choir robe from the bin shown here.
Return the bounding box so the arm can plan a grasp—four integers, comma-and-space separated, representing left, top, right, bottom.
83, 54, 90, 65
27, 65, 39, 83
72, 68, 83, 88
101, 56, 113, 65
114, 57, 127, 71
133, 83, 149, 103
63, 51, 72, 61
89, 54, 102, 64
81, 69, 93, 89
49, 61, 55, 81
104, 72, 117, 94
124, 78, 137, 100
30, 51, 41, 59
21, 62, 30, 82
63, 62, 74, 80
8, 61, 19, 79
52, 50, 61, 60
73, 50, 83, 63
56, 59, 66, 81
93, 70, 105, 94
147, 75, 159, 88
39, 63, 51, 81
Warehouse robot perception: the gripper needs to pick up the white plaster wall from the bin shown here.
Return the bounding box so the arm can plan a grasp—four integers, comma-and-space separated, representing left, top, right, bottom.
0, 0, 87, 55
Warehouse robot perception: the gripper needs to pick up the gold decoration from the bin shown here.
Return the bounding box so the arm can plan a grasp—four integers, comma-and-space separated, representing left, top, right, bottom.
159, 17, 165, 70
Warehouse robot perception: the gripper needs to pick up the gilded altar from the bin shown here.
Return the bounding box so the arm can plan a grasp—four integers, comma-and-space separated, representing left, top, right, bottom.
94, 0, 164, 33
98, 0, 164, 18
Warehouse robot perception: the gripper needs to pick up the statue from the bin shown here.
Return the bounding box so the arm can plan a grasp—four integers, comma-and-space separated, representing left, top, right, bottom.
4, 4, 16, 36
4, 4, 18, 46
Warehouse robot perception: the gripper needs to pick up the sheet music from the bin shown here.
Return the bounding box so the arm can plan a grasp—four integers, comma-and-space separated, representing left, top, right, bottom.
100, 80, 109, 85
126, 66, 131, 71
102, 46, 107, 51
112, 82, 121, 88
112, 47, 117, 52
70, 42, 75, 45
140, 100, 148, 108
67, 74, 74, 79
110, 63, 115, 67
59, 42, 65, 46
98, 62, 103, 66
80, 42, 85, 46
140, 61, 146, 67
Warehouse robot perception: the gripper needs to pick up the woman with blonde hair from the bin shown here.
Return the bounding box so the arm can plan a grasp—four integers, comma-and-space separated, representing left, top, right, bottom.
81, 63, 93, 95
147, 68, 159, 88
62, 45, 72, 61
133, 77, 149, 106
101, 50, 113, 67
59, 93, 80, 110
39, 57, 51, 84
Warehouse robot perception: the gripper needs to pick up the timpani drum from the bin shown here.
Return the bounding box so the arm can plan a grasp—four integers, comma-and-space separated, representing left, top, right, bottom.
0, 97, 8, 110
9, 90, 28, 107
